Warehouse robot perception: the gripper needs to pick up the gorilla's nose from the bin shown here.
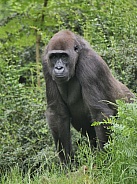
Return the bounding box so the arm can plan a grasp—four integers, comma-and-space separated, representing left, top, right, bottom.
55, 66, 64, 74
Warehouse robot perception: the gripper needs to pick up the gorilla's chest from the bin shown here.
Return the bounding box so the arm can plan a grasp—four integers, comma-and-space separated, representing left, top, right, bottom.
57, 77, 90, 127
57, 76, 82, 105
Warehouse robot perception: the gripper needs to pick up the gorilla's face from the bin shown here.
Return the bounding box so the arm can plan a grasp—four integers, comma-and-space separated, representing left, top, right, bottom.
46, 31, 79, 83
47, 51, 71, 83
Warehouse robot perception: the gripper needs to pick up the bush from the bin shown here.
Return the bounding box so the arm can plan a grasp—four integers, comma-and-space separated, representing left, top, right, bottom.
96, 99, 137, 183
0, 0, 137, 179
0, 62, 55, 174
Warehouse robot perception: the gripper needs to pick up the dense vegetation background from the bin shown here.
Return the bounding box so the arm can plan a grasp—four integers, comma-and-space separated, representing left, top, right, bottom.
0, 0, 137, 183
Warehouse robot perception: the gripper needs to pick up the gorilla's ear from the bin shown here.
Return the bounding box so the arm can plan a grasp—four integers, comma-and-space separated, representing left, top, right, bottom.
74, 45, 79, 53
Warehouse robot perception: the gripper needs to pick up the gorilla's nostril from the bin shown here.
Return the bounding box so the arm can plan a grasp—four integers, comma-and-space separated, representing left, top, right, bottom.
55, 66, 63, 70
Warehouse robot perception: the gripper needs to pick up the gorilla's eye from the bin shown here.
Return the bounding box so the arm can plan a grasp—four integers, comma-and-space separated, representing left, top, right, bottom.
50, 54, 56, 60
74, 45, 79, 52
61, 53, 67, 58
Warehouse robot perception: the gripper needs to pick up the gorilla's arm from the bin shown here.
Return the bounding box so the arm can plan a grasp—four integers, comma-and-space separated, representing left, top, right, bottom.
76, 48, 132, 148
43, 62, 72, 163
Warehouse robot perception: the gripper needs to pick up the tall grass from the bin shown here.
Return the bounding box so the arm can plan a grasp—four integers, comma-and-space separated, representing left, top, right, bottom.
1, 100, 137, 184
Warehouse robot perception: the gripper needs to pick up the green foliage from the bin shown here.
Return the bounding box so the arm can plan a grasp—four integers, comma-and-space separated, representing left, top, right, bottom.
105, 100, 137, 183
0, 61, 55, 174
1, 100, 137, 183
0, 0, 137, 182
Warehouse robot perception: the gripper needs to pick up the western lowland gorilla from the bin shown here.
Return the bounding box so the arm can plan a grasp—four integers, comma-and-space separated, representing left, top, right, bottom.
42, 30, 135, 163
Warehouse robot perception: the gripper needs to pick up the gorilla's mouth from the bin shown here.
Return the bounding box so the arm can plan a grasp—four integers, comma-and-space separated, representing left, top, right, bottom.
55, 74, 67, 79
53, 73, 69, 83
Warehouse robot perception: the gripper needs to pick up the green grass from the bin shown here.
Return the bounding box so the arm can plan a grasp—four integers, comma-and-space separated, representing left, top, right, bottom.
1, 100, 137, 184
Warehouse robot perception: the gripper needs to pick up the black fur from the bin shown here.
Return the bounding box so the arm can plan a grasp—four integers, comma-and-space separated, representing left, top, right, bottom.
42, 30, 135, 163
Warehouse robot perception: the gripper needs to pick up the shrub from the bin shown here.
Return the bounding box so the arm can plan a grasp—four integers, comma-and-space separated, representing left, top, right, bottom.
0, 62, 55, 174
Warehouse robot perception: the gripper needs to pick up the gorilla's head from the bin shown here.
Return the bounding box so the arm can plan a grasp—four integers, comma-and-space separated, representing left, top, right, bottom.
45, 30, 80, 83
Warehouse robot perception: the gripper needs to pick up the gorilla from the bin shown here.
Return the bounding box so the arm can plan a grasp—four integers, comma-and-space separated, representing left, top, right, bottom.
42, 30, 135, 163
